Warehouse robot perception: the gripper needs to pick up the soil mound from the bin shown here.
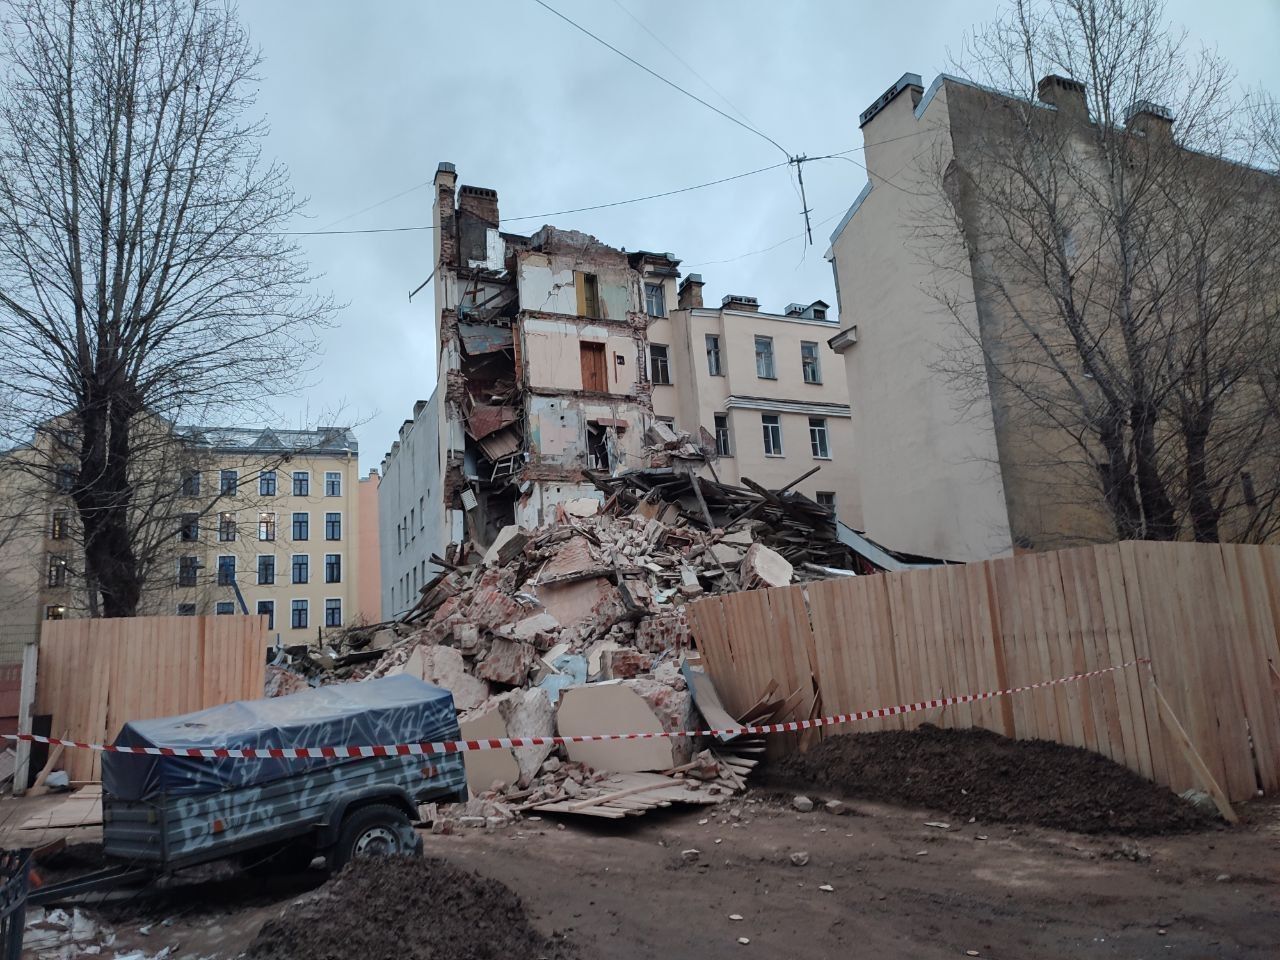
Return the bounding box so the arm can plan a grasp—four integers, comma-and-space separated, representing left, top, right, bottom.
772, 724, 1212, 835
247, 856, 574, 960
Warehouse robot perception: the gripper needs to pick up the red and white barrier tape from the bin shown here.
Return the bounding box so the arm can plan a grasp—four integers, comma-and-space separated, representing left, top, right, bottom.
2, 658, 1147, 759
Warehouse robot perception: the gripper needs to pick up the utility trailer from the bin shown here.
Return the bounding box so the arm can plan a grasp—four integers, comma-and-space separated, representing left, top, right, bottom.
32, 675, 466, 905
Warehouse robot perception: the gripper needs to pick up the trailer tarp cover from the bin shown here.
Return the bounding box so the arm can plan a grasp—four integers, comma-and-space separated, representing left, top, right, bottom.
102, 675, 458, 801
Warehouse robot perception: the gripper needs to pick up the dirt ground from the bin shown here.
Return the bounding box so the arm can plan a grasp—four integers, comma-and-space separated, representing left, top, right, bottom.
40, 790, 1279, 960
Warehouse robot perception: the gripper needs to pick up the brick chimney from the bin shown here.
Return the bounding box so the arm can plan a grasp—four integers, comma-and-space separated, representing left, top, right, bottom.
434, 161, 458, 270
1125, 100, 1175, 141
458, 184, 499, 226
678, 273, 704, 309
721, 294, 760, 313
1037, 75, 1088, 121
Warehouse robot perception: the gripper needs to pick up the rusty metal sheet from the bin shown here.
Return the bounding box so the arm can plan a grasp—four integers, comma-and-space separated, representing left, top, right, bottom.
477, 427, 521, 461
465, 404, 518, 441
458, 323, 513, 356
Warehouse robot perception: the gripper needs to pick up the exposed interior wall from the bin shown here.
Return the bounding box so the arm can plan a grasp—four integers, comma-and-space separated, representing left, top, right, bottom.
828, 80, 1013, 561
520, 317, 639, 396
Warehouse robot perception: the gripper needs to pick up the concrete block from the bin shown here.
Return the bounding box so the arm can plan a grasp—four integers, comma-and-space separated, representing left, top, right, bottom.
556, 681, 681, 773
460, 701, 520, 796
740, 542, 793, 588
474, 637, 536, 686
498, 688, 556, 787
402, 644, 491, 711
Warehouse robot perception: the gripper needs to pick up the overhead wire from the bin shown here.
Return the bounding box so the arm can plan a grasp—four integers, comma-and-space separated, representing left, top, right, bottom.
528, 0, 791, 160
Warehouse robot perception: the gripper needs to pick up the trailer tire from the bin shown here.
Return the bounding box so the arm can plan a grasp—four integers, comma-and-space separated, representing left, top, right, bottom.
329, 803, 418, 871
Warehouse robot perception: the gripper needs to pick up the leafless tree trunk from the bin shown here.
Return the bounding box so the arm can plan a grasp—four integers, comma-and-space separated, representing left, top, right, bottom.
926, 0, 1280, 546
0, 0, 331, 615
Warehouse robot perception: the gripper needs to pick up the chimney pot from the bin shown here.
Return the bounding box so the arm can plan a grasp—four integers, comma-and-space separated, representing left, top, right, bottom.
677, 273, 704, 309
721, 294, 760, 312
1036, 75, 1088, 120
1125, 100, 1175, 140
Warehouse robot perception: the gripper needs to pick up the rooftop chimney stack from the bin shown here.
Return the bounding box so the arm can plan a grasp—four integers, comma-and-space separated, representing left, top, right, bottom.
678, 273, 704, 309
721, 294, 760, 313
1037, 75, 1089, 121
1125, 100, 1175, 140
457, 184, 499, 226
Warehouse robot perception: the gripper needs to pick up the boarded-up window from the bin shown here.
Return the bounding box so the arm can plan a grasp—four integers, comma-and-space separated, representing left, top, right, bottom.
576, 272, 602, 319
580, 342, 607, 391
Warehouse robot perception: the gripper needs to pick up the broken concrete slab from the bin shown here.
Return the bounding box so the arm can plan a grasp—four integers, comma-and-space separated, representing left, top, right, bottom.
459, 703, 520, 796
497, 688, 556, 786
474, 637, 536, 687
562, 497, 600, 518
483, 525, 530, 567
396, 644, 491, 711
536, 577, 623, 635
556, 681, 681, 773
740, 542, 794, 589
503, 612, 560, 647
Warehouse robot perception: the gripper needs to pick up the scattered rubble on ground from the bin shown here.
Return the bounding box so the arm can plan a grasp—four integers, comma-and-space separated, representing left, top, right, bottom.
771, 724, 1215, 835
247, 856, 574, 960
262, 467, 903, 822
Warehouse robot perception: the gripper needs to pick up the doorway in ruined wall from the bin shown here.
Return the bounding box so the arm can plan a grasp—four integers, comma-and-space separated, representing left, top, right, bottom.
580, 342, 607, 392
587, 423, 610, 471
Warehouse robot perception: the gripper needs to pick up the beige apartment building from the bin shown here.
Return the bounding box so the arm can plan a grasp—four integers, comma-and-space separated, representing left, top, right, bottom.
649, 278, 861, 529
0, 422, 362, 661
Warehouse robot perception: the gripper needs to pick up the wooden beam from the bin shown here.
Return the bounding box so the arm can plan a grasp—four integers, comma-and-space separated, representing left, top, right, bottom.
1151, 681, 1238, 824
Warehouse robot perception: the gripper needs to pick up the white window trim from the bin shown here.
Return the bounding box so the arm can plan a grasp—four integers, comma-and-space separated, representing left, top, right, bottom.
809, 417, 831, 459
801, 341, 823, 385
325, 552, 343, 584
292, 470, 311, 495
290, 597, 309, 630
292, 510, 310, 540
291, 553, 310, 585
649, 343, 672, 386
324, 509, 343, 541
216, 554, 236, 583
725, 395, 852, 418
257, 553, 276, 585
762, 414, 784, 457
324, 470, 343, 497
324, 597, 343, 628
706, 334, 723, 376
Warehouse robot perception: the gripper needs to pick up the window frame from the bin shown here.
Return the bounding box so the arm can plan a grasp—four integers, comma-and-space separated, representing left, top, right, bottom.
808, 416, 831, 459
45, 605, 66, 621
649, 343, 672, 385
324, 471, 342, 497
180, 512, 199, 542
47, 554, 67, 588
705, 334, 723, 376
644, 281, 666, 318
259, 470, 277, 496
56, 464, 76, 494
176, 603, 196, 617
291, 598, 308, 630
325, 597, 343, 628
292, 554, 309, 585
762, 414, 783, 457
292, 470, 310, 496
816, 491, 836, 513
51, 510, 69, 540
219, 469, 238, 497
181, 470, 201, 497
713, 413, 733, 457
801, 340, 822, 384
258, 511, 277, 541
754, 335, 776, 379
178, 555, 199, 587
215, 601, 235, 616
257, 599, 275, 630
257, 554, 276, 586
325, 511, 342, 541
292, 511, 309, 541
325, 553, 342, 584
217, 511, 236, 542
216, 554, 236, 586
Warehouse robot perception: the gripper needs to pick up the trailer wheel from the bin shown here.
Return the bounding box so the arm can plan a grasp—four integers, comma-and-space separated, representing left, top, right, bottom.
330, 803, 418, 870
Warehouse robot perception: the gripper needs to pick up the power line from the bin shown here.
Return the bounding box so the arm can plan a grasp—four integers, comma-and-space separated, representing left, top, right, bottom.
608, 0, 758, 130
279, 160, 791, 236
311, 179, 433, 233
529, 0, 791, 160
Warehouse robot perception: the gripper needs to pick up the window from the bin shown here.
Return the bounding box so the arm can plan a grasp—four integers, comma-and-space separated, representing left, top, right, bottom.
801, 341, 822, 384
292, 471, 309, 496
292, 554, 309, 584
260, 470, 277, 496
644, 282, 666, 317
218, 512, 236, 541
258, 511, 277, 541
396, 523, 402, 554
220, 469, 238, 496
217, 555, 236, 586
181, 470, 201, 496
809, 417, 830, 458
178, 555, 199, 587
325, 598, 343, 628
649, 344, 672, 385
755, 336, 775, 379
578, 272, 601, 319
816, 491, 836, 513
706, 334, 723, 376
179, 513, 199, 541
257, 599, 275, 630
47, 555, 67, 587
292, 512, 309, 540
258, 555, 275, 585
325, 471, 342, 497
177, 603, 196, 617
409, 508, 415, 538
762, 414, 783, 456
714, 414, 732, 457
657, 416, 676, 429
325, 553, 341, 583
56, 464, 76, 493
51, 510, 68, 540
325, 512, 342, 540
215, 601, 235, 616
291, 599, 308, 629
580, 342, 607, 392
45, 605, 65, 621
419, 496, 425, 529
812, 306, 827, 321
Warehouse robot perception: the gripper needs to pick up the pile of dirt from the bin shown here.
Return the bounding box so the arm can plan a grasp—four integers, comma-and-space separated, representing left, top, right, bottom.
247, 856, 573, 960
771, 724, 1212, 835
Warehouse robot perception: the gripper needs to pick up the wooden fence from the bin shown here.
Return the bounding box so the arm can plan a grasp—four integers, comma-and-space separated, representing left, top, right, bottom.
33, 615, 268, 782
687, 542, 1280, 805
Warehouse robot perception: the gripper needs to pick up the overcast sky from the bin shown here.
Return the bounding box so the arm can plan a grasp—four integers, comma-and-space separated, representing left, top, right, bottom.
237, 0, 1280, 472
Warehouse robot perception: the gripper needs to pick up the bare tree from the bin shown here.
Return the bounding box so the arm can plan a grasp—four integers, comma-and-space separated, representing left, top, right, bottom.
926, 0, 1280, 545
0, 0, 331, 615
